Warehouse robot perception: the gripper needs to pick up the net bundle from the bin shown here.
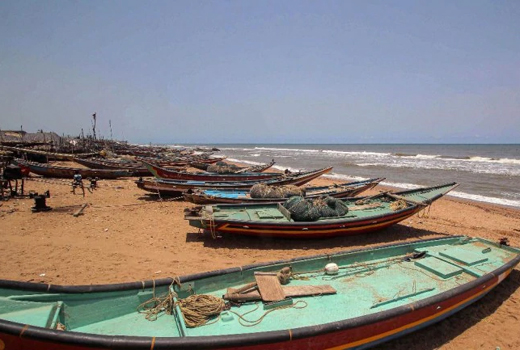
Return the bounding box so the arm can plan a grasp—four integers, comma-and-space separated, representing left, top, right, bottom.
250, 184, 305, 199
283, 196, 349, 221
206, 161, 242, 174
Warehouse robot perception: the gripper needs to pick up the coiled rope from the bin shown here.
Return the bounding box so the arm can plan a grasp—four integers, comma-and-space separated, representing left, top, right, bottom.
138, 278, 226, 327
178, 294, 225, 327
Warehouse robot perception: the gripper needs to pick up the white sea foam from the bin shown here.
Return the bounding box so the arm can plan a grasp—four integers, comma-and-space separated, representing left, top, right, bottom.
321, 150, 391, 157
255, 147, 321, 153
272, 165, 304, 173
465, 157, 520, 165
225, 158, 265, 166
448, 191, 520, 208
322, 173, 367, 182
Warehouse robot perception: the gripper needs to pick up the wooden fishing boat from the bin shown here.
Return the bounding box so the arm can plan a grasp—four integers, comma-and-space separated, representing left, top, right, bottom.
0, 235, 518, 350
0, 145, 98, 161
183, 177, 385, 204
185, 183, 458, 239
137, 155, 226, 167
72, 157, 157, 177
12, 159, 134, 179
135, 167, 333, 196
141, 160, 292, 182
190, 159, 276, 173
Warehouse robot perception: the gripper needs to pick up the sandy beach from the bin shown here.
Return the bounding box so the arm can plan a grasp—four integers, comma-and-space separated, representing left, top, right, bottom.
1, 169, 520, 350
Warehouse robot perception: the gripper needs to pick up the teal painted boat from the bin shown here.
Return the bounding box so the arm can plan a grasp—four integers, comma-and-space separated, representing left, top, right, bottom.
185, 183, 459, 239
0, 236, 518, 349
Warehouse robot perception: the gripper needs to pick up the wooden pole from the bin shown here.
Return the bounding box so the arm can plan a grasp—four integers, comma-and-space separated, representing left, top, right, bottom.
73, 203, 88, 217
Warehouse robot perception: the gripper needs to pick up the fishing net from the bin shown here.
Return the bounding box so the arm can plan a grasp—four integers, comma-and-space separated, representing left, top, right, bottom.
312, 196, 349, 217
250, 184, 305, 198
206, 162, 241, 174
283, 196, 348, 221
283, 196, 321, 221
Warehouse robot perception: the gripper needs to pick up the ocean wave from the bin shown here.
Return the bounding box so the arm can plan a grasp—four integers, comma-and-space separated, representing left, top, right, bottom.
254, 147, 321, 153
354, 161, 520, 176
272, 165, 307, 173
466, 156, 520, 165
393, 153, 417, 157
408, 154, 440, 159
225, 158, 266, 166
438, 155, 471, 160
322, 173, 369, 182
321, 150, 391, 157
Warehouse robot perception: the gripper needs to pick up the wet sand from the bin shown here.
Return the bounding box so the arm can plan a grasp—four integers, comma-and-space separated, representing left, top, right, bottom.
1, 169, 520, 349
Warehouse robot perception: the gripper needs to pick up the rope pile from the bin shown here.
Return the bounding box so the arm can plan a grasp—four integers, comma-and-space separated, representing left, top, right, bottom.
390, 199, 408, 211
138, 279, 225, 328
178, 294, 225, 328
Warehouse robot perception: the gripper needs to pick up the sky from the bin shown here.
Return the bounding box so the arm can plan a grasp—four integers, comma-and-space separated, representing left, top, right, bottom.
1, 0, 519, 144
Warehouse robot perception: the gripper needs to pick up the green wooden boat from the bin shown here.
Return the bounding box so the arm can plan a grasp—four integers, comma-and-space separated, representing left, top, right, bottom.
185, 183, 459, 239
0, 236, 518, 349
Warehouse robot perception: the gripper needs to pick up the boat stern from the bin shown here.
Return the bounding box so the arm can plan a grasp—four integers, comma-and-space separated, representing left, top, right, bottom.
184, 206, 211, 229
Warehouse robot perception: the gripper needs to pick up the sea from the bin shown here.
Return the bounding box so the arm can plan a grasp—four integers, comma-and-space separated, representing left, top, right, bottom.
176, 144, 520, 209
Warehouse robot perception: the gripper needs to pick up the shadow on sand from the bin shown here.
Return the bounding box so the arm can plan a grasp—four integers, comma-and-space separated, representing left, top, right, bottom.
185, 224, 452, 250
135, 194, 184, 202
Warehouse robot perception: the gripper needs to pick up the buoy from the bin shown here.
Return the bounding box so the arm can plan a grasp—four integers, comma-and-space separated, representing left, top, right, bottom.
325, 263, 339, 275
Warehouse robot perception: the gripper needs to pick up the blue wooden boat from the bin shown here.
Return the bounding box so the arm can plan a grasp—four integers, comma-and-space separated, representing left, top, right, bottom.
183, 177, 385, 204
0, 236, 518, 349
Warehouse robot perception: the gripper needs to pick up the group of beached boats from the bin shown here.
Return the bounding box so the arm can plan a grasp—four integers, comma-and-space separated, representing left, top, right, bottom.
2, 146, 519, 350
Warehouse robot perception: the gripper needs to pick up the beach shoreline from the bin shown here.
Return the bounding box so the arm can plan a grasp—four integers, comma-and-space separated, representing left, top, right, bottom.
1, 167, 520, 349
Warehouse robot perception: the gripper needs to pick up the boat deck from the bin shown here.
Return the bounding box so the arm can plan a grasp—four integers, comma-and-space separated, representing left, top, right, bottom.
210, 200, 398, 222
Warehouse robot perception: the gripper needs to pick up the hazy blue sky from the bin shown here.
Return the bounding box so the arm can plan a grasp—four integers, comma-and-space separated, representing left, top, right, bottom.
1, 1, 519, 144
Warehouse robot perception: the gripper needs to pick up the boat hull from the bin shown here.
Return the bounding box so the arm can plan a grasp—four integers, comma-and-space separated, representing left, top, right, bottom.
193, 206, 423, 238
12, 159, 133, 179
73, 158, 153, 177
142, 161, 286, 182
136, 167, 333, 194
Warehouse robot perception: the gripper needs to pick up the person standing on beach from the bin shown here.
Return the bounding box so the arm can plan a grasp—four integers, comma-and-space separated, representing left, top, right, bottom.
72, 170, 85, 197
